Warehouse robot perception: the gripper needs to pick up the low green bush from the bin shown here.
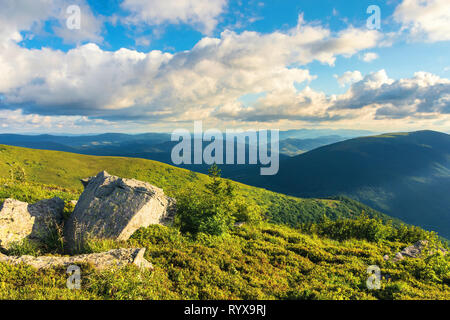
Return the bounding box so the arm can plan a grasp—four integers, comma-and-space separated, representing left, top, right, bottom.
302, 213, 439, 244
174, 165, 262, 236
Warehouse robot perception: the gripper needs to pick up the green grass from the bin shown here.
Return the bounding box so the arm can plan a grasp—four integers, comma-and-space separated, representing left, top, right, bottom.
1, 223, 448, 300
0, 144, 448, 300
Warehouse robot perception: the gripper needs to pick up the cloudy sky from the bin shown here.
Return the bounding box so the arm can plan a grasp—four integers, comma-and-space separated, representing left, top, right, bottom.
0, 0, 449, 134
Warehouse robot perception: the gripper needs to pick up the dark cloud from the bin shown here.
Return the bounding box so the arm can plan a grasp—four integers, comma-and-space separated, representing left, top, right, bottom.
331, 71, 450, 119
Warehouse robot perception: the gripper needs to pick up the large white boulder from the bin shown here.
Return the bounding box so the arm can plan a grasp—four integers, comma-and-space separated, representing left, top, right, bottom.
64, 171, 175, 252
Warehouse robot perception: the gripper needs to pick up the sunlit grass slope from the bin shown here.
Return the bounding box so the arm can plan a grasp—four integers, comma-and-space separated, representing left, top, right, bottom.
0, 144, 396, 227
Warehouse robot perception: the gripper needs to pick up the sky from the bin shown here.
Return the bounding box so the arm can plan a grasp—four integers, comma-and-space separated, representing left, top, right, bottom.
0, 0, 449, 134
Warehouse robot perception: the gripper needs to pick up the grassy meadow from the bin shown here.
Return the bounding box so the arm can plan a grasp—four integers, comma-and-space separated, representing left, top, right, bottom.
0, 144, 448, 300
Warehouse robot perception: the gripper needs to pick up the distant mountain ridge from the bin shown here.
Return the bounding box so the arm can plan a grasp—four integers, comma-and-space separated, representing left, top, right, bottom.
232, 130, 450, 238
279, 136, 345, 156
0, 131, 360, 173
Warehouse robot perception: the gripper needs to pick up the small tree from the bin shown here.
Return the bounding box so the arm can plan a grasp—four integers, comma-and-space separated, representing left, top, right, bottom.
10, 164, 26, 182
205, 164, 223, 196
175, 164, 261, 236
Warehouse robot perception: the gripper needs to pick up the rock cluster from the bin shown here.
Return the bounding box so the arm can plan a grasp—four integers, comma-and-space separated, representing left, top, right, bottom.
400, 240, 428, 258
390, 240, 447, 262
0, 171, 175, 270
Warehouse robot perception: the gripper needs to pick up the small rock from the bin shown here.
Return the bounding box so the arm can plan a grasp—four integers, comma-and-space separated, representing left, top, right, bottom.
0, 247, 152, 270
391, 240, 448, 262
394, 252, 404, 261
400, 240, 428, 258
0, 197, 64, 249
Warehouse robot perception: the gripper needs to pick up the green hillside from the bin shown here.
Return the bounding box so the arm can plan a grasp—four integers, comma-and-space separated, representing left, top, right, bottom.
241, 130, 450, 238
0, 144, 396, 227
0, 144, 448, 300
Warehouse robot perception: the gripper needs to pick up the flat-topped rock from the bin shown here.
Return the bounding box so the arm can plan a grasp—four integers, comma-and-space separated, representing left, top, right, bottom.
0, 197, 64, 249
0, 247, 153, 270
64, 171, 175, 253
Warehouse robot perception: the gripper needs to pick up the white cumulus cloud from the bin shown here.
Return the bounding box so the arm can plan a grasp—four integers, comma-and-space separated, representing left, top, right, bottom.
121, 0, 227, 35
335, 71, 363, 87
362, 52, 378, 62
394, 0, 450, 42
215, 70, 450, 132
0, 15, 382, 127
0, 0, 103, 44
333, 70, 450, 119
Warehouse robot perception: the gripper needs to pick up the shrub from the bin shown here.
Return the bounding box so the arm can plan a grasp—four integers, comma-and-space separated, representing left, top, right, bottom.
228, 198, 263, 224
174, 164, 262, 236
393, 224, 439, 244
174, 186, 235, 236
303, 213, 440, 243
